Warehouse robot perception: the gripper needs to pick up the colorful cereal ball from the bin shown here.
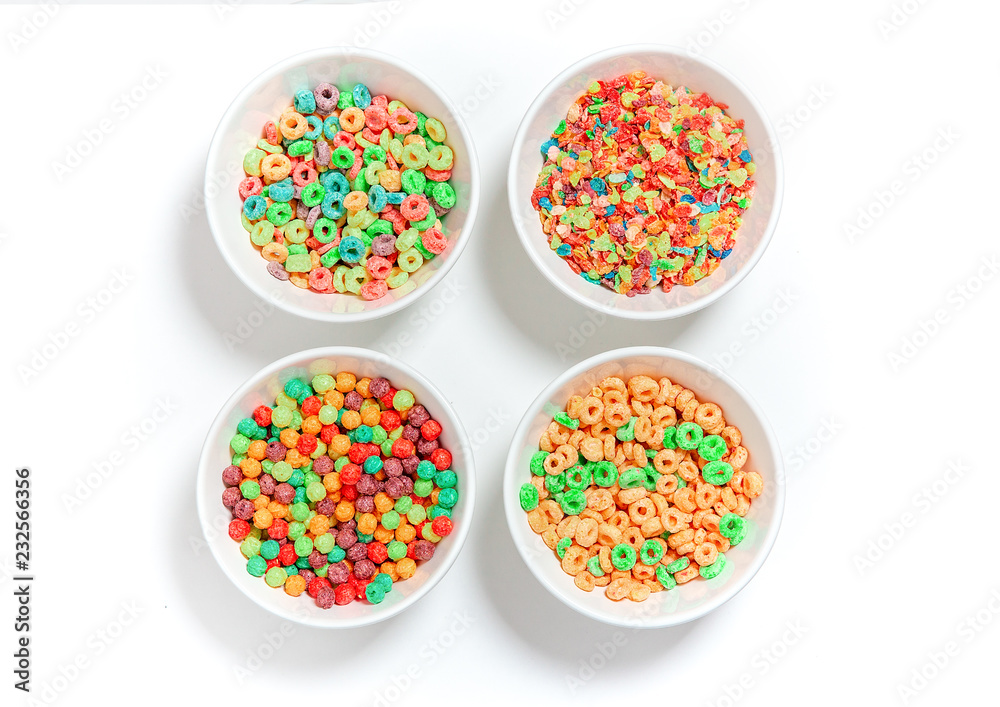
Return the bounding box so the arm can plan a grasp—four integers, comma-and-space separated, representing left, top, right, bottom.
221, 371, 458, 608
238, 82, 459, 301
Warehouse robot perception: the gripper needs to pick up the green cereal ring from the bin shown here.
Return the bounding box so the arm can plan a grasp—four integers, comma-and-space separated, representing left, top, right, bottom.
544, 472, 565, 495
663, 426, 677, 448
655, 565, 677, 589
288, 139, 312, 157
553, 411, 579, 429
676, 422, 704, 450
565, 465, 592, 491
401, 168, 426, 194
250, 220, 274, 247
243, 148, 265, 176
401, 143, 429, 170
560, 489, 587, 516
265, 566, 287, 588
642, 466, 658, 492
266, 201, 293, 227
300, 182, 325, 208
519, 483, 539, 511
430, 182, 456, 209
719, 513, 747, 545
593, 461, 618, 487
699, 553, 726, 579
640, 539, 665, 565
425, 117, 446, 142
611, 543, 637, 571
698, 434, 728, 462
702, 460, 734, 486
284, 253, 312, 273
331, 146, 355, 169
666, 557, 690, 574
398, 248, 424, 273
395, 227, 420, 251
427, 144, 454, 170
615, 417, 637, 442
556, 537, 572, 559
587, 555, 605, 577
618, 468, 645, 489
409, 211, 438, 230
246, 556, 267, 577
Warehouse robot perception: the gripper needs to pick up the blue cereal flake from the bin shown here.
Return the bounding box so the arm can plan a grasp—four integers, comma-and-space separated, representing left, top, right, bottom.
605, 205, 616, 216
672, 245, 695, 256
590, 177, 607, 194
739, 149, 752, 163
680, 194, 696, 204
698, 202, 720, 214
708, 246, 733, 259
540, 138, 559, 157
538, 197, 553, 211
556, 244, 572, 257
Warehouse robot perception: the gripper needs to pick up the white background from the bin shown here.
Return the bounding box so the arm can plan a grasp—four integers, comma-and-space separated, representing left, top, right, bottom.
1, 1, 997, 705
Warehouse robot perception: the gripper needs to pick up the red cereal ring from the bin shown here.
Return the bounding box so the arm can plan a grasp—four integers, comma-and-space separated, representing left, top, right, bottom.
361, 126, 381, 145
400, 194, 430, 221
291, 162, 317, 186
331, 131, 356, 150
367, 542, 389, 564
381, 207, 406, 234
431, 516, 453, 537
360, 279, 388, 301
278, 543, 297, 566
391, 438, 415, 459
421, 227, 448, 255
228, 519, 250, 541
301, 396, 321, 417
387, 107, 417, 134
239, 176, 263, 200
297, 433, 318, 455
347, 152, 364, 180
340, 463, 362, 485
370, 94, 388, 109
253, 405, 273, 427
420, 420, 442, 441
366, 256, 392, 280
334, 584, 354, 605
363, 105, 388, 131
431, 448, 452, 470
305, 236, 323, 251
380, 410, 401, 431
423, 167, 451, 182
264, 120, 280, 145
269, 519, 289, 541
308, 266, 334, 292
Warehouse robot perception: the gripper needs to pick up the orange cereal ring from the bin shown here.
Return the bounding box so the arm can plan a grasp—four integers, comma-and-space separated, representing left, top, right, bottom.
628, 582, 651, 602
720, 487, 738, 511
706, 532, 731, 553
605, 577, 632, 601
546, 421, 570, 445
632, 563, 655, 581
649, 493, 669, 516
721, 425, 743, 448
526, 508, 550, 534
695, 483, 721, 510
742, 471, 763, 498
579, 398, 605, 426
600, 376, 626, 393
565, 395, 585, 419
561, 545, 588, 575
579, 436, 604, 463
617, 487, 647, 506
728, 445, 749, 470
655, 473, 679, 495
680, 398, 699, 422
678, 459, 700, 483
640, 516, 665, 538
574, 517, 599, 547
695, 403, 725, 433
396, 558, 416, 580
555, 444, 579, 467
598, 545, 613, 573
607, 510, 630, 531
631, 399, 654, 418
543, 452, 568, 475
597, 523, 622, 547
674, 564, 700, 584
651, 405, 677, 428
260, 153, 292, 183
627, 375, 659, 402
541, 528, 559, 550
662, 508, 692, 533
673, 486, 697, 513
735, 494, 751, 516
622, 526, 644, 550
667, 528, 695, 549
603, 389, 627, 407
633, 416, 653, 443
339, 106, 366, 133
278, 111, 308, 140
604, 403, 630, 428
674, 389, 696, 411
694, 542, 718, 566
587, 488, 614, 512
539, 499, 564, 524
574, 571, 596, 592
702, 512, 722, 533
556, 515, 580, 539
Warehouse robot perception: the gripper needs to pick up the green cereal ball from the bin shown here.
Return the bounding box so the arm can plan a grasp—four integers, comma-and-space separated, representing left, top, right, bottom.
288, 469, 305, 488
311, 373, 335, 393
380, 510, 400, 530
561, 489, 587, 516
556, 537, 573, 559
413, 478, 434, 498
394, 496, 413, 514
314, 565, 328, 578
373, 573, 393, 592
700, 553, 726, 579
287, 522, 305, 541
393, 390, 415, 411
565, 465, 592, 491
544, 472, 565, 495
314, 533, 336, 554
240, 537, 261, 558
294, 536, 314, 558
437, 488, 458, 508
327, 546, 346, 563
407, 504, 427, 525
655, 565, 677, 589
702, 460, 734, 486
371, 426, 388, 444
271, 461, 292, 482
435, 470, 457, 488
383, 541, 405, 563
640, 539, 665, 565
587, 555, 605, 577
618, 468, 645, 489
553, 412, 579, 430
265, 567, 287, 588
319, 405, 338, 425
698, 435, 728, 462
666, 557, 690, 574
529, 451, 549, 476
662, 426, 678, 449
246, 556, 267, 577
231, 453, 246, 466
306, 481, 326, 503
240, 480, 260, 500
365, 583, 386, 604
230, 433, 251, 454
271, 407, 293, 428
260, 539, 280, 560
593, 461, 618, 487
416, 460, 436, 480
519, 483, 539, 511
676, 422, 704, 450
611, 543, 637, 571
615, 417, 637, 442
289, 502, 310, 522
719, 513, 747, 545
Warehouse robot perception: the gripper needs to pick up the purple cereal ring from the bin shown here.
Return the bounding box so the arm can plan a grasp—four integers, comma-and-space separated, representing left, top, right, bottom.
371, 234, 396, 257
267, 261, 289, 281
296, 200, 310, 220
305, 205, 322, 229
222, 465, 242, 486
412, 540, 436, 561
222, 487, 241, 508
432, 202, 452, 218
368, 377, 390, 399
313, 83, 339, 115
314, 139, 331, 166
353, 558, 376, 580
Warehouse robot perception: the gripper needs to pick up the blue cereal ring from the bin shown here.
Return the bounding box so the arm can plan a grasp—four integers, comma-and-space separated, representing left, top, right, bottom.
320, 170, 350, 196
352, 83, 372, 110
294, 89, 317, 114
338, 235, 365, 263
268, 178, 294, 203
304, 115, 323, 140
321, 191, 346, 219
368, 184, 388, 212
323, 115, 341, 140
242, 195, 267, 220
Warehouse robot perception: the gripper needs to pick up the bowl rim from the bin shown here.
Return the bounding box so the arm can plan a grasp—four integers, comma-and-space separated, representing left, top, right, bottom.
502, 345, 785, 628
196, 345, 477, 628
205, 46, 481, 324
506, 43, 785, 321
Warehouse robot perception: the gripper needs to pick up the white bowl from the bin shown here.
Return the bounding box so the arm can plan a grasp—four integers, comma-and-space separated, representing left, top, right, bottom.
205, 47, 480, 322
197, 346, 476, 628
503, 346, 784, 628
507, 45, 783, 320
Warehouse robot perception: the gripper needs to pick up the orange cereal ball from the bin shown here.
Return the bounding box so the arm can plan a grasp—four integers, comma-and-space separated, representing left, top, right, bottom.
335, 372, 357, 392
395, 522, 416, 543
374, 493, 394, 514
324, 390, 345, 409
253, 509, 273, 529
396, 558, 416, 580
279, 428, 300, 449
360, 406, 381, 427
252, 495, 270, 511
340, 410, 362, 430
267, 501, 288, 519
308, 514, 330, 536
373, 526, 394, 544
284, 449, 307, 468
358, 513, 378, 536
323, 473, 342, 493
335, 501, 355, 523
246, 439, 268, 460
301, 415, 322, 435
284, 574, 307, 597
329, 434, 351, 456
355, 378, 371, 398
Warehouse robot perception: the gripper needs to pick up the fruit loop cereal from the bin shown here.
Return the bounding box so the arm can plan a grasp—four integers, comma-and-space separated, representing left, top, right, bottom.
530, 71, 756, 296
239, 82, 458, 301
222, 371, 458, 608
519, 374, 762, 601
